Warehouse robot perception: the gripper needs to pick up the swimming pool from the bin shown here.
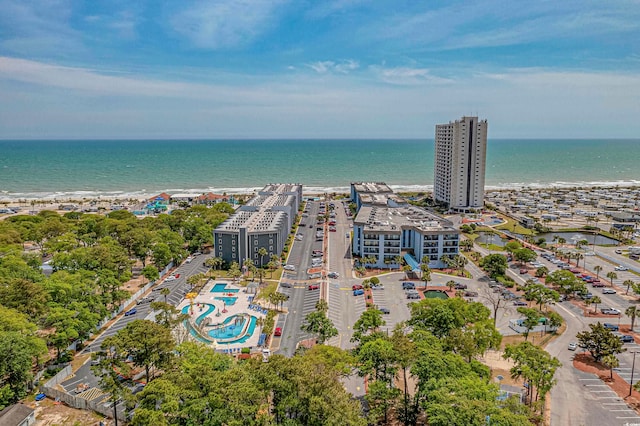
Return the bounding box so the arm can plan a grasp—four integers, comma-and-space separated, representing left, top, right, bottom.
207, 315, 257, 343
215, 296, 237, 306
210, 283, 240, 294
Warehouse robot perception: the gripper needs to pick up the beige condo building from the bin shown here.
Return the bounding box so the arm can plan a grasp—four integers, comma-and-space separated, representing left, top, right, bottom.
434, 116, 488, 212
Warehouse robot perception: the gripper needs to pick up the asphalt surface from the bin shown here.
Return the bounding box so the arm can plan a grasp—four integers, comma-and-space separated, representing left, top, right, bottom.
274, 200, 322, 357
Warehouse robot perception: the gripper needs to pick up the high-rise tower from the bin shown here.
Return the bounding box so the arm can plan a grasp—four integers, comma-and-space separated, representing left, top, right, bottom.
434, 116, 488, 211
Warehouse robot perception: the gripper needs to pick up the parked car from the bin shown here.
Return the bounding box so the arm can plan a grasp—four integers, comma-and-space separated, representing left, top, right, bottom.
280, 282, 293, 288
185, 256, 193, 263
124, 308, 137, 316
165, 275, 176, 281
602, 288, 616, 294
402, 282, 416, 290
621, 335, 635, 343
519, 269, 528, 274
352, 284, 363, 290
327, 272, 339, 279
308, 284, 319, 290
603, 323, 620, 331
353, 289, 364, 296
464, 291, 478, 297
453, 282, 467, 290
615, 265, 629, 271
406, 292, 421, 299
616, 249, 623, 254
513, 300, 528, 306
283, 265, 296, 271
379, 307, 390, 315
601, 308, 621, 315
568, 342, 578, 351
592, 282, 605, 288
274, 327, 282, 336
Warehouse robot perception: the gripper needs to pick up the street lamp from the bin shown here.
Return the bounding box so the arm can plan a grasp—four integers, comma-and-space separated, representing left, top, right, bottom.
629, 351, 639, 397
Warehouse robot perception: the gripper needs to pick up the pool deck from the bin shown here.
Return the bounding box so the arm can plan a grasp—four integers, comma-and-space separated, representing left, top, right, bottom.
178, 279, 265, 353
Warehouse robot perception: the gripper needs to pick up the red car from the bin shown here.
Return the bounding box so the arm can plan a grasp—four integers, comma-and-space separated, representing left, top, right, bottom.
274, 327, 282, 336
174, 274, 181, 279
308, 284, 319, 290
352, 284, 363, 290
519, 269, 528, 274
591, 282, 605, 288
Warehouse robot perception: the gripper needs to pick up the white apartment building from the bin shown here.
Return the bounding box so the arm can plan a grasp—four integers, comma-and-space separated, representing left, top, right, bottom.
434, 116, 488, 211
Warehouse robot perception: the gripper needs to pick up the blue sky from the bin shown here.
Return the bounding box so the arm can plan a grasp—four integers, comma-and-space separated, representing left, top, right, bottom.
0, 0, 639, 139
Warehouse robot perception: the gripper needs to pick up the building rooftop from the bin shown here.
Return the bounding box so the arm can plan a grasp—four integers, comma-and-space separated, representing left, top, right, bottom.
0, 403, 35, 426
351, 182, 394, 195
354, 204, 454, 232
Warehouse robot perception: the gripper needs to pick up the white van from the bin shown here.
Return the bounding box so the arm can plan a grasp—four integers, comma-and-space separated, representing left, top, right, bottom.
262, 349, 271, 363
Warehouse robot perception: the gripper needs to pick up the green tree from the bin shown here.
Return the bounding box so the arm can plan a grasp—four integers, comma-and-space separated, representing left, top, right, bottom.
92, 344, 132, 426
627, 306, 638, 331
104, 319, 175, 383
351, 309, 386, 343
606, 271, 618, 287
590, 295, 602, 313
503, 342, 561, 410
624, 279, 635, 295
479, 253, 508, 279
602, 354, 619, 380
141, 265, 159, 285
258, 247, 268, 267
504, 240, 522, 254
594, 265, 603, 280
516, 307, 541, 341
576, 322, 625, 362
514, 248, 537, 265
302, 310, 338, 345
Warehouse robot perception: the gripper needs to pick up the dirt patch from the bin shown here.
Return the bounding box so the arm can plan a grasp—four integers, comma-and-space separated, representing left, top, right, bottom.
34, 398, 107, 426
574, 353, 640, 413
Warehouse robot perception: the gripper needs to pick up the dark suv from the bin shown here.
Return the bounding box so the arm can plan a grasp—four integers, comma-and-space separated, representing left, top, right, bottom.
603, 323, 619, 331
402, 282, 416, 290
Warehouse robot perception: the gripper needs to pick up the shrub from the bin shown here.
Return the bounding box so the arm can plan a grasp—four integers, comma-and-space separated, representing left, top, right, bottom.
241, 347, 250, 354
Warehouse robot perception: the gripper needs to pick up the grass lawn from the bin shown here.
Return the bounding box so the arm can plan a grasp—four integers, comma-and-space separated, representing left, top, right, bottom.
495, 217, 535, 236
256, 281, 278, 301
478, 243, 505, 251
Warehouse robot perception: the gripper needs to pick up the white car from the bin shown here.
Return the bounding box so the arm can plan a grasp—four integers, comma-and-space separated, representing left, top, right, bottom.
601, 308, 621, 315
602, 288, 617, 294
185, 256, 193, 263
283, 265, 296, 271
615, 265, 628, 271
568, 342, 578, 351
165, 276, 176, 282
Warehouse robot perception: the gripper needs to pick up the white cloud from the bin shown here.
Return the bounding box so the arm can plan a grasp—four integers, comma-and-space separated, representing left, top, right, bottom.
307, 59, 359, 74
1, 57, 639, 139
370, 66, 452, 85
169, 0, 287, 49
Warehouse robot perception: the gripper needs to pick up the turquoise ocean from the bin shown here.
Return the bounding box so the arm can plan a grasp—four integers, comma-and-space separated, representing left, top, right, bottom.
0, 139, 639, 200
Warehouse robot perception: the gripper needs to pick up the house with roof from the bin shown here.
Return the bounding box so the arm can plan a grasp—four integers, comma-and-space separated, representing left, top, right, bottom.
0, 403, 36, 426
197, 192, 228, 205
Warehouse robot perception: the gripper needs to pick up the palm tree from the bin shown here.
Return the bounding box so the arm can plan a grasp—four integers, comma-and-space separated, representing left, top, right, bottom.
446, 280, 456, 292
258, 247, 268, 267
394, 255, 404, 272
602, 354, 619, 380
606, 271, 618, 288
160, 287, 170, 305
624, 279, 635, 295
594, 265, 603, 280
590, 295, 602, 313
575, 253, 584, 269
626, 306, 638, 331
557, 237, 566, 246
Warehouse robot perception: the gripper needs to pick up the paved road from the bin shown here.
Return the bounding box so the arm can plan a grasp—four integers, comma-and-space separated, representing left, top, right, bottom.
275, 200, 321, 356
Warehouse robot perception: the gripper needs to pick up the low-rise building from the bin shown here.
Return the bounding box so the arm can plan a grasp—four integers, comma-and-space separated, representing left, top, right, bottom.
0, 404, 36, 426
350, 182, 459, 269
214, 184, 302, 267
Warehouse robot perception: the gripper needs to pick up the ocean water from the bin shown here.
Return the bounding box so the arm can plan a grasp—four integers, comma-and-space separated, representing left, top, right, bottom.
0, 139, 639, 199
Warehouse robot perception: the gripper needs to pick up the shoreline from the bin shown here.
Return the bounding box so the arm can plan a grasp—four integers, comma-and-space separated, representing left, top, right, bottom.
2, 181, 640, 203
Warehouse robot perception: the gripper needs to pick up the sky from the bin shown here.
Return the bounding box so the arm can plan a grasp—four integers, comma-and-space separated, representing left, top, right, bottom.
0, 0, 639, 139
